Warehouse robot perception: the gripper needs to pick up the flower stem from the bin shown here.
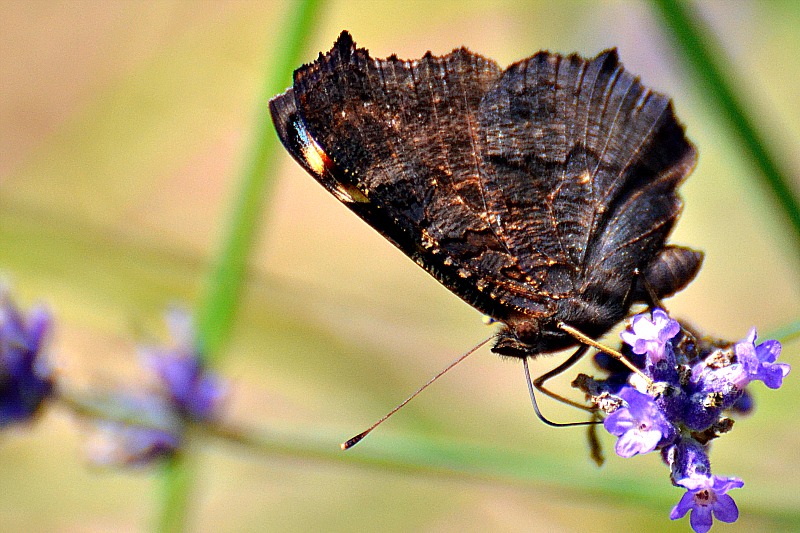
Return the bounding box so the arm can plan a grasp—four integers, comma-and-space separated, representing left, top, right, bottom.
54, 382, 800, 526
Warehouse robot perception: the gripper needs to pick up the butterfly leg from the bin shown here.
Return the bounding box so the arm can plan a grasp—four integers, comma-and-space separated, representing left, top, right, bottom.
524, 350, 604, 459
528, 345, 595, 413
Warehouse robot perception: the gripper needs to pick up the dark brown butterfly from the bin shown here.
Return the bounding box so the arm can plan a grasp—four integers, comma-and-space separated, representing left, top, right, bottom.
270, 31, 701, 367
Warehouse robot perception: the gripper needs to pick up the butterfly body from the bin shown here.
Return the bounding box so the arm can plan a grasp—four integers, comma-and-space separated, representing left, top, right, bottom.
270, 31, 702, 359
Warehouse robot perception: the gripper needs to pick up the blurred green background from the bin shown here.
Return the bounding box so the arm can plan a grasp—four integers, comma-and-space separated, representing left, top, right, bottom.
1, 1, 798, 531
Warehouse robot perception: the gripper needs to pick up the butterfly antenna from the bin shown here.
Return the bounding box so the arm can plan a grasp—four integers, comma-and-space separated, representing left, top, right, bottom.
341, 335, 493, 450
522, 357, 596, 428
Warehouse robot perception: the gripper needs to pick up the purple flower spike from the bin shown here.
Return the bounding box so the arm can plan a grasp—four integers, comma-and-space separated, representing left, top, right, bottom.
670, 474, 743, 533
735, 328, 790, 389
88, 394, 182, 466
90, 422, 181, 466
0, 291, 54, 428
620, 308, 680, 362
604, 387, 675, 457
141, 309, 225, 421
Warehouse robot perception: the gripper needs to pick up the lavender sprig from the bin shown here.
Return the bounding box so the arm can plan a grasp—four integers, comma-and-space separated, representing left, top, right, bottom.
579, 308, 791, 533
89, 309, 225, 466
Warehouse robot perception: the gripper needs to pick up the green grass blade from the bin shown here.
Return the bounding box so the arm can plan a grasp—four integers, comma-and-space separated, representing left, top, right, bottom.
651, 0, 800, 258
156, 1, 324, 531
196, 0, 324, 364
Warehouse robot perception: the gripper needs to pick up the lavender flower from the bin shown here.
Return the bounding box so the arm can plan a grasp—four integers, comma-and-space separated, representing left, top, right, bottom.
91, 309, 224, 466
663, 438, 741, 532
734, 328, 790, 389
0, 291, 53, 427
578, 308, 791, 532
140, 308, 225, 421
684, 327, 790, 431
620, 308, 680, 362
603, 386, 676, 457
670, 474, 743, 533
88, 394, 182, 466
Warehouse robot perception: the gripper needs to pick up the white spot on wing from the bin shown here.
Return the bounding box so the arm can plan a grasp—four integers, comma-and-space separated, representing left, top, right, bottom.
300, 136, 328, 177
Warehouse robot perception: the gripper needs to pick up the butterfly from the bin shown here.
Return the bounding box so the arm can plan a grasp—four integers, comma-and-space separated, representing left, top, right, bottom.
270, 31, 701, 369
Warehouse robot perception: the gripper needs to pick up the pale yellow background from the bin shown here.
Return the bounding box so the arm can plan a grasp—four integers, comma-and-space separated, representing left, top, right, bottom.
1, 1, 798, 531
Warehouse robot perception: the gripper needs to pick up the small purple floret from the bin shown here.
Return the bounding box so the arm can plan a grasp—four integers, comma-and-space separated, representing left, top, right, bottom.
684, 364, 747, 430
592, 308, 791, 532
91, 422, 181, 466
620, 308, 680, 362
141, 308, 225, 421
89, 394, 182, 466
145, 349, 224, 421
670, 474, 743, 533
118, 427, 181, 466
735, 328, 790, 389
603, 386, 675, 457
0, 292, 54, 427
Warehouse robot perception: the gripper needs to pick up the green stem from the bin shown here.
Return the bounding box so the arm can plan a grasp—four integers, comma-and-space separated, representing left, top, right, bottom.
55, 384, 800, 525
197, 0, 325, 363
156, 1, 324, 531
651, 0, 800, 258
157, 453, 195, 532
